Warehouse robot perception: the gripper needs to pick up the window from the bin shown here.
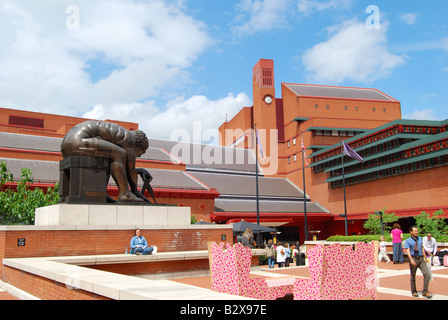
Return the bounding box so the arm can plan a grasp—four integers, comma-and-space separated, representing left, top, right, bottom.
344, 106, 348, 110
315, 104, 318, 109
355, 106, 359, 111
9, 115, 44, 128
326, 105, 330, 109
293, 154, 297, 162
293, 138, 296, 145
287, 141, 290, 148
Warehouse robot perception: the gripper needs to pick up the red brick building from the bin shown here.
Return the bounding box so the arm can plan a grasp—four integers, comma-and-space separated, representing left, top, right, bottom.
1, 58, 447, 242
220, 59, 448, 236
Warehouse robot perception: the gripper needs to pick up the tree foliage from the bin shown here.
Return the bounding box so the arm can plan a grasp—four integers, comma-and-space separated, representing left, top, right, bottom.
414, 209, 448, 238
0, 160, 59, 225
363, 208, 399, 235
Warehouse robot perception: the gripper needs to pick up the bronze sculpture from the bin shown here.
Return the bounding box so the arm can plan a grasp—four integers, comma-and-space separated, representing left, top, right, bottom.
61, 120, 152, 203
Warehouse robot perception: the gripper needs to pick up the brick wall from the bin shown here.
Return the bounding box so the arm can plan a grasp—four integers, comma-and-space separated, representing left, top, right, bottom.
2, 265, 111, 300
0, 226, 233, 286
0, 226, 232, 260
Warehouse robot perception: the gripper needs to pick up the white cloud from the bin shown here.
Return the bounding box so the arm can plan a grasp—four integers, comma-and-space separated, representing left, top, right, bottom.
399, 13, 417, 25
232, 0, 291, 36
83, 92, 252, 142
297, 0, 353, 15
0, 0, 211, 115
403, 109, 438, 121
301, 20, 405, 83
146, 92, 251, 142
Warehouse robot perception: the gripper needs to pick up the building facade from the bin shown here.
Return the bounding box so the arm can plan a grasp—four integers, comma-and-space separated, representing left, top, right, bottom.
221, 59, 448, 235
1, 59, 447, 241
0, 104, 331, 243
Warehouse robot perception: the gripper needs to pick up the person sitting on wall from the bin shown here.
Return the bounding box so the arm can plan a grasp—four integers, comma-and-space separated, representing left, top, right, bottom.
130, 229, 154, 255
60, 120, 149, 203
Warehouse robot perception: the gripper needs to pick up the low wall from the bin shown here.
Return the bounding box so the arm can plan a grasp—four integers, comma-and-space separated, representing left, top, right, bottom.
1, 249, 266, 300
0, 224, 233, 283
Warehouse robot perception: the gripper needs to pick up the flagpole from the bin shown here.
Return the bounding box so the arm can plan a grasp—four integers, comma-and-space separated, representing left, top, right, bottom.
255, 124, 261, 247
255, 124, 260, 227
341, 139, 348, 236
301, 132, 308, 242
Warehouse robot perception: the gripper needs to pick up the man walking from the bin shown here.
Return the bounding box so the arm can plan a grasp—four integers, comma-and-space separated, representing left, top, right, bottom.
404, 226, 432, 299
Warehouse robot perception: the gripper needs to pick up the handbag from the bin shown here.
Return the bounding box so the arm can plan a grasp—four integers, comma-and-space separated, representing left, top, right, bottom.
433, 256, 441, 266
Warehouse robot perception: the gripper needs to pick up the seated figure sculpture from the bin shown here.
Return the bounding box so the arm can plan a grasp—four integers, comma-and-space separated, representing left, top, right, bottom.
61, 120, 150, 203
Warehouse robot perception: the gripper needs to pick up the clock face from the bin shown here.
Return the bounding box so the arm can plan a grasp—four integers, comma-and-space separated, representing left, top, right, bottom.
264, 95, 273, 105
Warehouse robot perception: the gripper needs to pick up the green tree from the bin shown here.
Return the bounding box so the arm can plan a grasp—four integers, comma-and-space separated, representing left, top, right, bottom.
363, 208, 398, 235
0, 160, 59, 225
414, 209, 447, 238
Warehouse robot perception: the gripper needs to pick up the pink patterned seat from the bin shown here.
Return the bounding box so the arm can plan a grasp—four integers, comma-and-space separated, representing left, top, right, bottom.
208, 242, 295, 300
293, 241, 378, 300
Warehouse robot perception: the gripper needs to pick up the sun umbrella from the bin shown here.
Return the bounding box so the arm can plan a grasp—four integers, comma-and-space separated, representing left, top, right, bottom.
231, 220, 277, 234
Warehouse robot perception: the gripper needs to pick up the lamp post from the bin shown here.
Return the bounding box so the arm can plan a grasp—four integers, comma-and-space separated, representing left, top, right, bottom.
374, 211, 383, 236
339, 214, 348, 236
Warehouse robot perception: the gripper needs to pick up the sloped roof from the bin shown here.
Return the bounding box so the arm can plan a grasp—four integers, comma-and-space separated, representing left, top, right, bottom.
284, 83, 397, 102
0, 132, 179, 164
215, 198, 326, 213
149, 139, 256, 172
188, 171, 304, 198
0, 157, 206, 190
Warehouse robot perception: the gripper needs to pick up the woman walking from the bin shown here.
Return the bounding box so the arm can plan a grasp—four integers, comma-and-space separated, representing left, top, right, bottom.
391, 223, 404, 264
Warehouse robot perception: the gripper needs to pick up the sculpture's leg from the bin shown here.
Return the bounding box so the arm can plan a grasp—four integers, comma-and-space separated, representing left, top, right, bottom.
95, 139, 142, 202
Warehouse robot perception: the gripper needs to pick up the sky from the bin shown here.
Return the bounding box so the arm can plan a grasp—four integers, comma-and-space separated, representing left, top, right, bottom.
0, 0, 447, 143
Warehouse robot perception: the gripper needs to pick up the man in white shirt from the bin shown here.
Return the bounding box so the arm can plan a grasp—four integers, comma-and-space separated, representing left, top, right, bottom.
423, 233, 438, 265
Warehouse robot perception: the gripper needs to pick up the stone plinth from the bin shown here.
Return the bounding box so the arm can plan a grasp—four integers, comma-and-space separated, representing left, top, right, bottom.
59, 155, 110, 204
35, 204, 191, 227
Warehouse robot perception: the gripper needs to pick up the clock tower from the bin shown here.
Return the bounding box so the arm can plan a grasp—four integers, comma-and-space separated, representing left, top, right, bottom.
252, 59, 278, 165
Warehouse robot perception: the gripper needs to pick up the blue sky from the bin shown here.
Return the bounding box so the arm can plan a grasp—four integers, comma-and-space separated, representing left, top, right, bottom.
0, 0, 447, 141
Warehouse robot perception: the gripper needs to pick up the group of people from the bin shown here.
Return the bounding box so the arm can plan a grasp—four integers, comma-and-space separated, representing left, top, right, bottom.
265, 240, 299, 268
241, 228, 300, 269
377, 223, 438, 299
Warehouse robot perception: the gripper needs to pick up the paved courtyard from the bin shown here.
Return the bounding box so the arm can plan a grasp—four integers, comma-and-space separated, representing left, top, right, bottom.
1, 261, 447, 300
171, 261, 448, 300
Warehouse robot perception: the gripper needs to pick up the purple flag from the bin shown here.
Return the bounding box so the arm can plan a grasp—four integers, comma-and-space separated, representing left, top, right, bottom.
342, 141, 363, 162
